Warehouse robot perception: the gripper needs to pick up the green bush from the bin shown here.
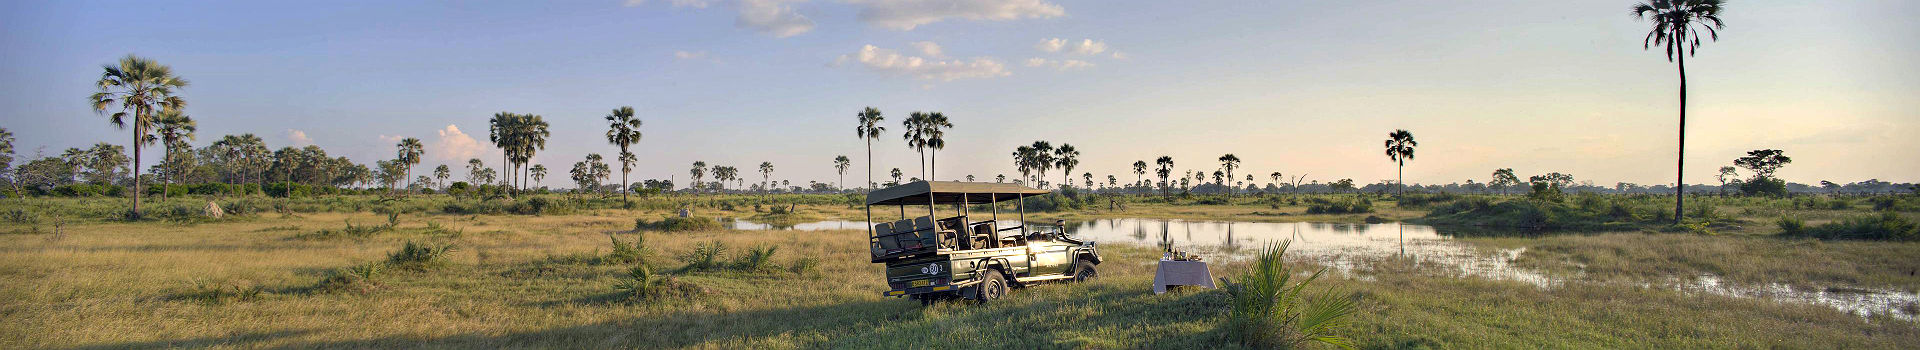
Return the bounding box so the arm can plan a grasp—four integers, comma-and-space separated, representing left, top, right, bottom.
1788, 213, 1919, 241
1305, 197, 1372, 214
605, 234, 650, 265
678, 241, 729, 272
1394, 193, 1458, 208
1739, 177, 1788, 197
732, 245, 780, 272
635, 217, 722, 232
1775, 216, 1806, 235
314, 262, 384, 294
1222, 241, 1356, 348
387, 240, 456, 270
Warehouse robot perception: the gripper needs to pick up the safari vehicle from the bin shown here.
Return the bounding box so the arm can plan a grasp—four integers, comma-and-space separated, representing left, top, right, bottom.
866, 181, 1102, 304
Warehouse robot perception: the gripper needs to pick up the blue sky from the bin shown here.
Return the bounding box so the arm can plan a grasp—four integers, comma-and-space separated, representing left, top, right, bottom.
2, 0, 1916, 188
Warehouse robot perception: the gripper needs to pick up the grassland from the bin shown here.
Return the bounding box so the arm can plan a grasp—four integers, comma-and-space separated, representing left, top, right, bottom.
3, 194, 1918, 349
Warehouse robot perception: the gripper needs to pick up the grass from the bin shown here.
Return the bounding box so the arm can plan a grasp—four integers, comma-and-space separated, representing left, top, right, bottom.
2, 195, 1918, 348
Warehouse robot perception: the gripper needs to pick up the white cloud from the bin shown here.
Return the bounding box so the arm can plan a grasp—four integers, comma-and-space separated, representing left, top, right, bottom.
839, 44, 1010, 81
1036, 38, 1107, 55
1024, 57, 1093, 70
285, 129, 313, 146
624, 0, 649, 7
671, 0, 712, 8
377, 134, 405, 145
846, 0, 1065, 30
736, 0, 814, 38
1110, 51, 1127, 59
674, 50, 710, 60
909, 41, 944, 58
432, 125, 483, 162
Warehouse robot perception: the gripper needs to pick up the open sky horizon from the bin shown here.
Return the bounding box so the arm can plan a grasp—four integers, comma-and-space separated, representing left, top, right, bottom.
3, 0, 1916, 189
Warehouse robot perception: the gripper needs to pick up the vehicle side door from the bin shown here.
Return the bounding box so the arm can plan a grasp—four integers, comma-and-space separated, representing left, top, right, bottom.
1027, 240, 1074, 277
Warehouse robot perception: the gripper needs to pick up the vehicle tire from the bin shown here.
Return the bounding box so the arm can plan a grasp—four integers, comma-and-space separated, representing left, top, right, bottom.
973, 269, 1008, 302
1072, 259, 1097, 282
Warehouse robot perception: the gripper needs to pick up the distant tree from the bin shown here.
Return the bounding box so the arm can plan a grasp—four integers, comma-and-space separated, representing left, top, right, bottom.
1490, 168, 1520, 195
1107, 175, 1117, 188
996, 174, 1006, 183
152, 110, 196, 198
0, 128, 13, 196
1635, 0, 1727, 223
759, 161, 774, 193
1331, 179, 1356, 193
902, 112, 929, 179
856, 107, 886, 190
1083, 172, 1093, 189
833, 155, 851, 190
529, 164, 547, 188
1056, 144, 1080, 189
1013, 146, 1035, 186
967, 174, 976, 182
1218, 154, 1241, 197
1132, 160, 1148, 188
434, 164, 451, 190
466, 159, 487, 184
395, 138, 423, 192
90, 55, 188, 214
890, 168, 903, 185
924, 112, 952, 180
1733, 149, 1790, 179
1820, 180, 1839, 194
690, 161, 707, 191
1154, 156, 1174, 195
1270, 172, 1282, 190
605, 106, 643, 203
1384, 129, 1417, 196
1715, 166, 1738, 195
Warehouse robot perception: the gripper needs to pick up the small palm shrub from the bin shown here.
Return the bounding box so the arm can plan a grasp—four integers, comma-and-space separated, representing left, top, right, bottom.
679, 241, 730, 271
788, 257, 820, 275
613, 264, 666, 300
605, 233, 650, 265
387, 240, 456, 270
315, 262, 384, 294
1223, 241, 1357, 349
732, 245, 780, 272
184, 280, 266, 304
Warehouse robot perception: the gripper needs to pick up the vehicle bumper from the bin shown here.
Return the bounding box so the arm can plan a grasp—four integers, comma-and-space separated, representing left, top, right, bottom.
882, 280, 977, 297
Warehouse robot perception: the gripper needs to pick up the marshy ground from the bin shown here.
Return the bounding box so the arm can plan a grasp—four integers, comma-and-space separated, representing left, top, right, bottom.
3, 194, 1918, 349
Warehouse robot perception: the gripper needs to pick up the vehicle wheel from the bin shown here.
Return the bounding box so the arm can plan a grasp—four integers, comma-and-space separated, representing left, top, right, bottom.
1072, 259, 1097, 282
973, 269, 1008, 302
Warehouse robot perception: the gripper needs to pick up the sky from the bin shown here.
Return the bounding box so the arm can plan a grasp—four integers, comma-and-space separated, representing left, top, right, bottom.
1, 0, 1916, 189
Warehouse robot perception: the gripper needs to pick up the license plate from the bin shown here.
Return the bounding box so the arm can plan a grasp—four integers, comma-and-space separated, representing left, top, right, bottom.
910, 280, 931, 288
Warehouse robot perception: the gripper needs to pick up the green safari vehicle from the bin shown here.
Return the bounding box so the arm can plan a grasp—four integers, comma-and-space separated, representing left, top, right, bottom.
865, 181, 1102, 304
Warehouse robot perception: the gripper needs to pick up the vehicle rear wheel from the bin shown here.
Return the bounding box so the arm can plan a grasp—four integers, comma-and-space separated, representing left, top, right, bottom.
1072, 259, 1097, 282
973, 269, 1008, 302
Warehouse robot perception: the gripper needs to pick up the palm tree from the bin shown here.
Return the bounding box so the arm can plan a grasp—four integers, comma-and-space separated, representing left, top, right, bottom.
89, 55, 188, 214
1634, 0, 1726, 223
396, 138, 424, 192
1270, 172, 1282, 191
890, 168, 903, 185
1029, 141, 1054, 188
1055, 144, 1079, 189
833, 155, 851, 190
434, 164, 451, 191
902, 112, 929, 179
1384, 130, 1417, 195
529, 164, 547, 188
1132, 161, 1148, 191
514, 114, 551, 195
690, 161, 707, 192
605, 106, 643, 203
1154, 156, 1174, 195
924, 112, 952, 181
1013, 146, 1035, 186
1218, 154, 1241, 197
152, 110, 195, 199
759, 161, 774, 193
856, 107, 886, 191
1715, 166, 1738, 195
489, 112, 518, 195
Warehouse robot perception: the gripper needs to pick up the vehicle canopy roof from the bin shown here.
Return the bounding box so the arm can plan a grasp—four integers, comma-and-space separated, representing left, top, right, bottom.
865, 181, 1051, 206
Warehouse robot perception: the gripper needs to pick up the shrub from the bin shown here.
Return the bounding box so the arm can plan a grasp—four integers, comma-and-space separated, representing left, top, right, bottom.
5, 208, 40, 224
788, 257, 819, 275
613, 264, 666, 300
1394, 193, 1458, 208
1222, 242, 1356, 348
1789, 212, 1919, 241
387, 240, 456, 270
1739, 177, 1788, 197
605, 233, 650, 265
315, 262, 384, 294
732, 245, 780, 272
679, 241, 729, 271
1305, 197, 1372, 214
1775, 216, 1806, 235
635, 217, 722, 232
510, 197, 569, 216
183, 280, 265, 304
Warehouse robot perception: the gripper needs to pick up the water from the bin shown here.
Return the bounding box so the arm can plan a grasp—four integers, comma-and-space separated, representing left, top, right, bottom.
732, 217, 1918, 321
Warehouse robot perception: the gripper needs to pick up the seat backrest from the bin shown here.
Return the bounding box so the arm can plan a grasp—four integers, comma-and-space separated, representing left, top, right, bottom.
872, 222, 892, 235
893, 219, 915, 234
914, 216, 934, 231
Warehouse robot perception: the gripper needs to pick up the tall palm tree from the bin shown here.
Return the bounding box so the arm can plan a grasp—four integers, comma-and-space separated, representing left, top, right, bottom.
396, 138, 424, 192
923, 112, 952, 181
1133, 160, 1148, 190
902, 112, 929, 179
1029, 141, 1054, 188
690, 161, 707, 192
489, 112, 518, 195
152, 110, 196, 199
1013, 145, 1035, 186
1155, 156, 1174, 195
856, 107, 885, 191
833, 155, 851, 190
1218, 154, 1241, 197
1055, 144, 1079, 189
529, 164, 547, 188
890, 168, 903, 185
759, 161, 774, 192
1384, 130, 1417, 196
89, 55, 188, 214
1634, 0, 1725, 224
515, 114, 551, 195
434, 165, 450, 191
605, 106, 642, 203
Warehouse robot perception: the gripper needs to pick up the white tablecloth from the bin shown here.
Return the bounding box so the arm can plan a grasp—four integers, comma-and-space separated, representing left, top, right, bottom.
1152, 260, 1215, 294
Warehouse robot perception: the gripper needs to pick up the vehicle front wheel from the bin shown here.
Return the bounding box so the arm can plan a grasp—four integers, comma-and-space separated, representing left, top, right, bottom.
1072, 259, 1097, 282
972, 269, 1008, 302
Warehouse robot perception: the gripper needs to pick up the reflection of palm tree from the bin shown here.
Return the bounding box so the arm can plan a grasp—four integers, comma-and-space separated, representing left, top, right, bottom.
1634, 0, 1726, 224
